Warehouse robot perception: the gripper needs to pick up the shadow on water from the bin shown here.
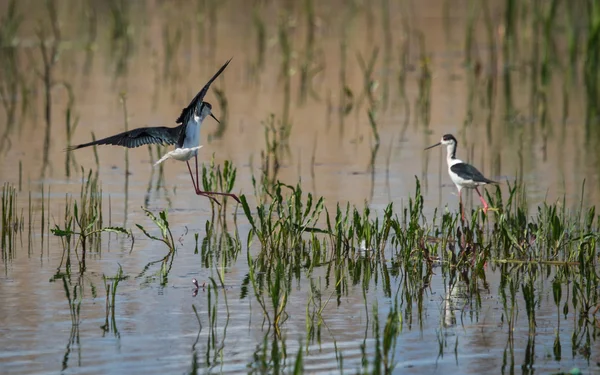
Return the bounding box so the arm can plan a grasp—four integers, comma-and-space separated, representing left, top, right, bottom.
1, 0, 600, 374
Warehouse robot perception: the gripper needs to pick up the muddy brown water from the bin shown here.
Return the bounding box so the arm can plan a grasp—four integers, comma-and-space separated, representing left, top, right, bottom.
1, 0, 599, 373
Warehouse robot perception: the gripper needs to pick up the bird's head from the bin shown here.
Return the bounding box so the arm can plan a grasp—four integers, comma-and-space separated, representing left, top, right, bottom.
198, 101, 220, 123
425, 134, 457, 150
440, 134, 457, 146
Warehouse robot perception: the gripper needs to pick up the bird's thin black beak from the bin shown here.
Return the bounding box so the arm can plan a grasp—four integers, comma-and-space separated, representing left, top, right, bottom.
210, 113, 220, 124
424, 142, 441, 150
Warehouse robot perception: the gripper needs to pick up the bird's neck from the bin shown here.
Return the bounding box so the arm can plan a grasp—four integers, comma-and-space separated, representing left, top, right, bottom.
446, 144, 457, 163
193, 112, 206, 124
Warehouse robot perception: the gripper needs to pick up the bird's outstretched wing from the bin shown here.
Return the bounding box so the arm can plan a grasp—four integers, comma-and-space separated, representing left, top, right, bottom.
175, 58, 232, 124
66, 126, 182, 151
450, 163, 497, 184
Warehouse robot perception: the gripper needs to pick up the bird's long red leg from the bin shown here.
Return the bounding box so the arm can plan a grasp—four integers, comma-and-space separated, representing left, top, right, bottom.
195, 154, 200, 192
459, 189, 464, 221
193, 154, 240, 204
186, 161, 198, 192
475, 187, 489, 214
187, 157, 219, 204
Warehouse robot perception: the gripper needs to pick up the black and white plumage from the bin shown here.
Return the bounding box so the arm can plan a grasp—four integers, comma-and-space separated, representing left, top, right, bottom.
68, 59, 239, 204
425, 134, 496, 219
67, 59, 232, 152
66, 126, 182, 150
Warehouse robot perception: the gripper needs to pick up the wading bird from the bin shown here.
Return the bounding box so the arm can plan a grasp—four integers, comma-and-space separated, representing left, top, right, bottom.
68, 59, 239, 204
425, 134, 496, 220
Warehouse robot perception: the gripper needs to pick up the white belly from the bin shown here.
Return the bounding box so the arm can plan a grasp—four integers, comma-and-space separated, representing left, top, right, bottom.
154, 146, 202, 166
448, 167, 484, 190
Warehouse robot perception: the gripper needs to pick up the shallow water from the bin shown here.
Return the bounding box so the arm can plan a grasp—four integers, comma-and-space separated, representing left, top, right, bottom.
1, 0, 600, 373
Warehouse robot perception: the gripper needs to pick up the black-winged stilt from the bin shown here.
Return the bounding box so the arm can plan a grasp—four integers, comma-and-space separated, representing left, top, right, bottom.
68, 59, 239, 204
425, 134, 496, 219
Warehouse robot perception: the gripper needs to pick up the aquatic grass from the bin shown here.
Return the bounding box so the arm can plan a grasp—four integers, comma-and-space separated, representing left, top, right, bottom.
101, 264, 127, 336
1, 183, 21, 262
380, 0, 392, 111
120, 93, 130, 225
108, 0, 133, 76
57, 272, 86, 371
258, 114, 290, 190
298, 0, 323, 105
82, 0, 98, 75
200, 217, 241, 270
584, 0, 600, 129
63, 82, 79, 178
251, 4, 266, 77
211, 88, 228, 139
52, 170, 132, 272
201, 276, 231, 368
37, 0, 61, 176
278, 14, 293, 133
201, 156, 238, 209
356, 47, 380, 111
135, 208, 179, 286
241, 181, 324, 257
415, 32, 432, 128
162, 22, 182, 86
136, 207, 176, 253
367, 108, 381, 195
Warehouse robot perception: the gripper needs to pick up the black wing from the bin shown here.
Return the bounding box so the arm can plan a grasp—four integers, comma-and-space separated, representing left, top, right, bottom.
66, 125, 182, 151
450, 163, 496, 184
175, 58, 232, 124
